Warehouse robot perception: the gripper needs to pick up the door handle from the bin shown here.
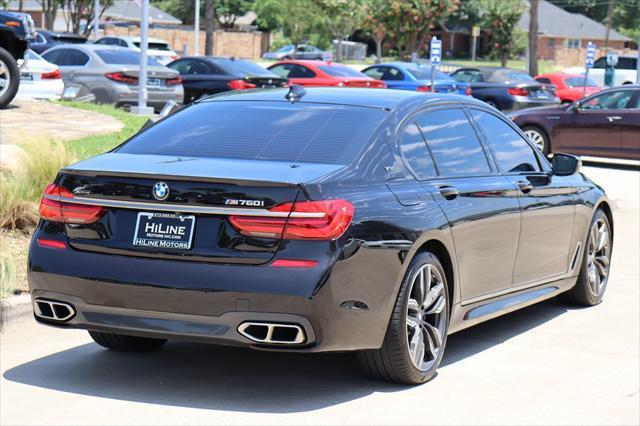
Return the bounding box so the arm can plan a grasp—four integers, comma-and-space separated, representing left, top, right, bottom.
439, 186, 460, 200
606, 116, 622, 122
517, 181, 533, 194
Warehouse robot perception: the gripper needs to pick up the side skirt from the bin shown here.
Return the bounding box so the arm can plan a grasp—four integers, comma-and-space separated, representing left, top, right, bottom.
447, 276, 577, 334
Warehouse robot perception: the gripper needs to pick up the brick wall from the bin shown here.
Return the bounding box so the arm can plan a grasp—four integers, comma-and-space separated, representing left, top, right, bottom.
104, 26, 269, 59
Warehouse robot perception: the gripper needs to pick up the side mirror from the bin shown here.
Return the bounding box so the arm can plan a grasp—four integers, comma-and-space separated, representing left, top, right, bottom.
570, 101, 581, 112
552, 153, 581, 176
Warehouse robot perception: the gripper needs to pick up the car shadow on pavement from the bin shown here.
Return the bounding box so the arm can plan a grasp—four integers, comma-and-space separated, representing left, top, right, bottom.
4, 298, 570, 412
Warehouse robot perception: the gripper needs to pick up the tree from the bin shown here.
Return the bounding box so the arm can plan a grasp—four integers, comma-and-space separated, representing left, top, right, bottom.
477, 0, 523, 66
362, 0, 391, 63
62, 0, 113, 37
254, 0, 323, 49
205, 0, 214, 55
317, 0, 364, 61
214, 0, 252, 29
38, 0, 63, 30
528, 0, 539, 76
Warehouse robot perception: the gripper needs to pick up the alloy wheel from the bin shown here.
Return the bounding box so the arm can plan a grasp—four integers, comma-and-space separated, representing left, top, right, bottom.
0, 59, 10, 98
524, 129, 546, 152
406, 264, 447, 371
586, 217, 611, 297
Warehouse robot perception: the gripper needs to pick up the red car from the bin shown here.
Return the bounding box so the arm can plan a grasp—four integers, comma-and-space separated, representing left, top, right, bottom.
534, 72, 601, 103
267, 60, 386, 88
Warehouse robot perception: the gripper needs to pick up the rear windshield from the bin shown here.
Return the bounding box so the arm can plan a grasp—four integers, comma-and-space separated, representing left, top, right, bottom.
565, 77, 598, 87
96, 50, 160, 65
406, 66, 451, 80
133, 42, 171, 51
318, 65, 366, 77
221, 59, 275, 76
118, 101, 385, 165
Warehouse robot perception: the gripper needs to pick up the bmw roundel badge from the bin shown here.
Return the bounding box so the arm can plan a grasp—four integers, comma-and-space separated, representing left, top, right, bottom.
153, 182, 169, 201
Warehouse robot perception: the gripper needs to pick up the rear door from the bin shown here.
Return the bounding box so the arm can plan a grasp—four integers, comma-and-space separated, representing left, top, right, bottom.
469, 108, 576, 285
406, 108, 522, 302
168, 58, 226, 102
620, 91, 640, 160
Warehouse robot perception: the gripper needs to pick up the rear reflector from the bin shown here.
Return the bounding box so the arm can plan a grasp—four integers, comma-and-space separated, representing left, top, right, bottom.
270, 259, 318, 268
229, 199, 354, 240
227, 79, 257, 90
508, 87, 529, 96
39, 184, 106, 224
465, 86, 472, 96
37, 238, 67, 249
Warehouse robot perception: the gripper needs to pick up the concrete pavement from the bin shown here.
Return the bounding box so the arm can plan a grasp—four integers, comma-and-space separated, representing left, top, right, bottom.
1, 163, 638, 425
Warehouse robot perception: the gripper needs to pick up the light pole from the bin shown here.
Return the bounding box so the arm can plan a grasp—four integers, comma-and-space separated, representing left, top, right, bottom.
636, 36, 640, 84
132, 0, 153, 115
93, 0, 99, 40
194, 0, 200, 56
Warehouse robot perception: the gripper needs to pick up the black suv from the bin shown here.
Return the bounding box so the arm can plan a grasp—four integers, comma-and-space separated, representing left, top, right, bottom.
0, 10, 35, 108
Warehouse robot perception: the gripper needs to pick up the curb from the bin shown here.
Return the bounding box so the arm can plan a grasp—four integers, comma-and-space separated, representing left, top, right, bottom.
0, 294, 32, 331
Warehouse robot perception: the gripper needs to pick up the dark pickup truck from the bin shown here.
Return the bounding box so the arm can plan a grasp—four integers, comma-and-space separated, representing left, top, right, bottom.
0, 10, 35, 108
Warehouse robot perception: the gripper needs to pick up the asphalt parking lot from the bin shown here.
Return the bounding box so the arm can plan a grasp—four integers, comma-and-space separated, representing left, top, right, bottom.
1, 162, 638, 426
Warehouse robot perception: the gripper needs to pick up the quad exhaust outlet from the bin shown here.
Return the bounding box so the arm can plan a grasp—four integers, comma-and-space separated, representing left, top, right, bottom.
238, 322, 306, 345
34, 299, 75, 322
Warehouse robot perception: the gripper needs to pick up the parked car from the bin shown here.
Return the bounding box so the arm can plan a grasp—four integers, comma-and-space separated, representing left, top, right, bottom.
42, 45, 183, 111
262, 44, 325, 61
509, 85, 639, 159
362, 62, 471, 95
450, 66, 560, 111
30, 87, 612, 385
167, 56, 287, 104
534, 72, 601, 103
564, 55, 638, 87
0, 10, 30, 107
268, 60, 385, 88
16, 50, 63, 100
30, 30, 87, 54
95, 36, 178, 65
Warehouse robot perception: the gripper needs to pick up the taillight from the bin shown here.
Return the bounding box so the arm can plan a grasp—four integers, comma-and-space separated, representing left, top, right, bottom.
417, 85, 432, 92
39, 184, 106, 224
105, 72, 138, 84
166, 75, 182, 86
270, 259, 318, 268
37, 238, 67, 249
508, 87, 529, 96
373, 80, 387, 88
170, 55, 179, 61
229, 199, 354, 240
227, 79, 256, 90
41, 69, 61, 79
465, 86, 472, 96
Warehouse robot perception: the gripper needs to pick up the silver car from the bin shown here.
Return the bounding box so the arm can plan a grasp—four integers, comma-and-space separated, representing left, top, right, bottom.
41, 44, 183, 111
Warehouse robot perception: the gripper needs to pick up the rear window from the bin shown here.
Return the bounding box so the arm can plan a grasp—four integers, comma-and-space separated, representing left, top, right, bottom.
133, 42, 171, 51
221, 59, 275, 76
96, 50, 160, 65
318, 65, 366, 77
406, 66, 450, 80
118, 102, 386, 165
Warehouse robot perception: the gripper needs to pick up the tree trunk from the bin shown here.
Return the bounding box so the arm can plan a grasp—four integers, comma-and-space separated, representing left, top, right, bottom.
336, 38, 342, 62
205, 0, 214, 56
603, 0, 614, 49
501, 52, 508, 67
528, 0, 539, 76
374, 27, 384, 63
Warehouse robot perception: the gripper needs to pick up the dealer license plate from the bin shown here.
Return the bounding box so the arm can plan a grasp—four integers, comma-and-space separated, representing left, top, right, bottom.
133, 212, 195, 250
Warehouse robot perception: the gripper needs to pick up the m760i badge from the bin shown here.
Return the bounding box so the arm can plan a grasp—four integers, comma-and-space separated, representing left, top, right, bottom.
224, 198, 265, 207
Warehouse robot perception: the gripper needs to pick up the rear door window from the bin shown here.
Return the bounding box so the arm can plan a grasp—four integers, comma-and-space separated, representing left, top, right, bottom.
470, 110, 540, 173
42, 49, 65, 65
95, 50, 160, 66
269, 64, 316, 78
415, 109, 491, 176
399, 123, 437, 179
118, 101, 386, 165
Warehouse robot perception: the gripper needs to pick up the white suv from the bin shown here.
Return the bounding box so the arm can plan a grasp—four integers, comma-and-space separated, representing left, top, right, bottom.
95, 36, 178, 65
564, 55, 638, 87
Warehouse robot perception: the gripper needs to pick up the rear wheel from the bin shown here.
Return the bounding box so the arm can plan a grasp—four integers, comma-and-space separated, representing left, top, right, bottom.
561, 209, 612, 306
0, 47, 20, 109
89, 331, 167, 352
357, 252, 449, 384
522, 125, 550, 155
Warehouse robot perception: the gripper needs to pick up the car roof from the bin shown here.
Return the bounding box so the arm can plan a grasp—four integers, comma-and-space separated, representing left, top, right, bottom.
200, 87, 482, 110
48, 44, 128, 52
273, 60, 336, 67
104, 35, 167, 43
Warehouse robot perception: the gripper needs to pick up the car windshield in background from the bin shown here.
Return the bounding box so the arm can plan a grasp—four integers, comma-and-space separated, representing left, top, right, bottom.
133, 42, 171, 51
406, 66, 451, 80
276, 45, 294, 53
96, 50, 160, 66
507, 73, 535, 82
223, 59, 274, 76
118, 101, 385, 165
318, 65, 366, 77
565, 77, 599, 88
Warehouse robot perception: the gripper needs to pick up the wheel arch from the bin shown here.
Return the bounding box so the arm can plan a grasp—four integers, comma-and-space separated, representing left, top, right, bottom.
596, 199, 614, 242
415, 239, 456, 314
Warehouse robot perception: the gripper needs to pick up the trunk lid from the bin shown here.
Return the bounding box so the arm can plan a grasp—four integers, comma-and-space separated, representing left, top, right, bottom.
57, 153, 344, 264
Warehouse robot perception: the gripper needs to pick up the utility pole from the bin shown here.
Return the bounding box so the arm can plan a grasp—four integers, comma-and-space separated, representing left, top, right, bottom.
637, 35, 640, 84
528, 0, 539, 76
132, 0, 152, 115
603, 0, 614, 49
194, 0, 200, 56
93, 0, 100, 40
205, 0, 214, 56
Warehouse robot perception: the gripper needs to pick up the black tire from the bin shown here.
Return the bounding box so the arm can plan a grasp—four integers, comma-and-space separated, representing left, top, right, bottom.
0, 47, 20, 109
485, 99, 499, 110
561, 208, 612, 306
89, 331, 167, 352
357, 252, 450, 384
522, 125, 550, 155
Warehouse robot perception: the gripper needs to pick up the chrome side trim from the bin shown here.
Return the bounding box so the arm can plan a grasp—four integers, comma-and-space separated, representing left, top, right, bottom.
43, 195, 325, 218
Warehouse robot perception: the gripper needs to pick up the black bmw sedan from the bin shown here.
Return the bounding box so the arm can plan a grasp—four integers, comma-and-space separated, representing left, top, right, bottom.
167, 56, 287, 104
29, 88, 613, 384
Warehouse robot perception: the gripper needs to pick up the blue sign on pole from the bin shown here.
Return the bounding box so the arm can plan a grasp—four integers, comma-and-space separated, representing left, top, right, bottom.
430, 37, 442, 66
585, 42, 596, 69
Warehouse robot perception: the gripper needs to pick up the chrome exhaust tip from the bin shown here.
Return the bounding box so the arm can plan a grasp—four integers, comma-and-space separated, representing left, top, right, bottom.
238, 322, 306, 345
34, 299, 75, 322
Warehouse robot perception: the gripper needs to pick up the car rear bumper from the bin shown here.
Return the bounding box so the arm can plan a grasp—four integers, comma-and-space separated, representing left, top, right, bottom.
16, 79, 64, 100
28, 233, 404, 353
508, 96, 561, 111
